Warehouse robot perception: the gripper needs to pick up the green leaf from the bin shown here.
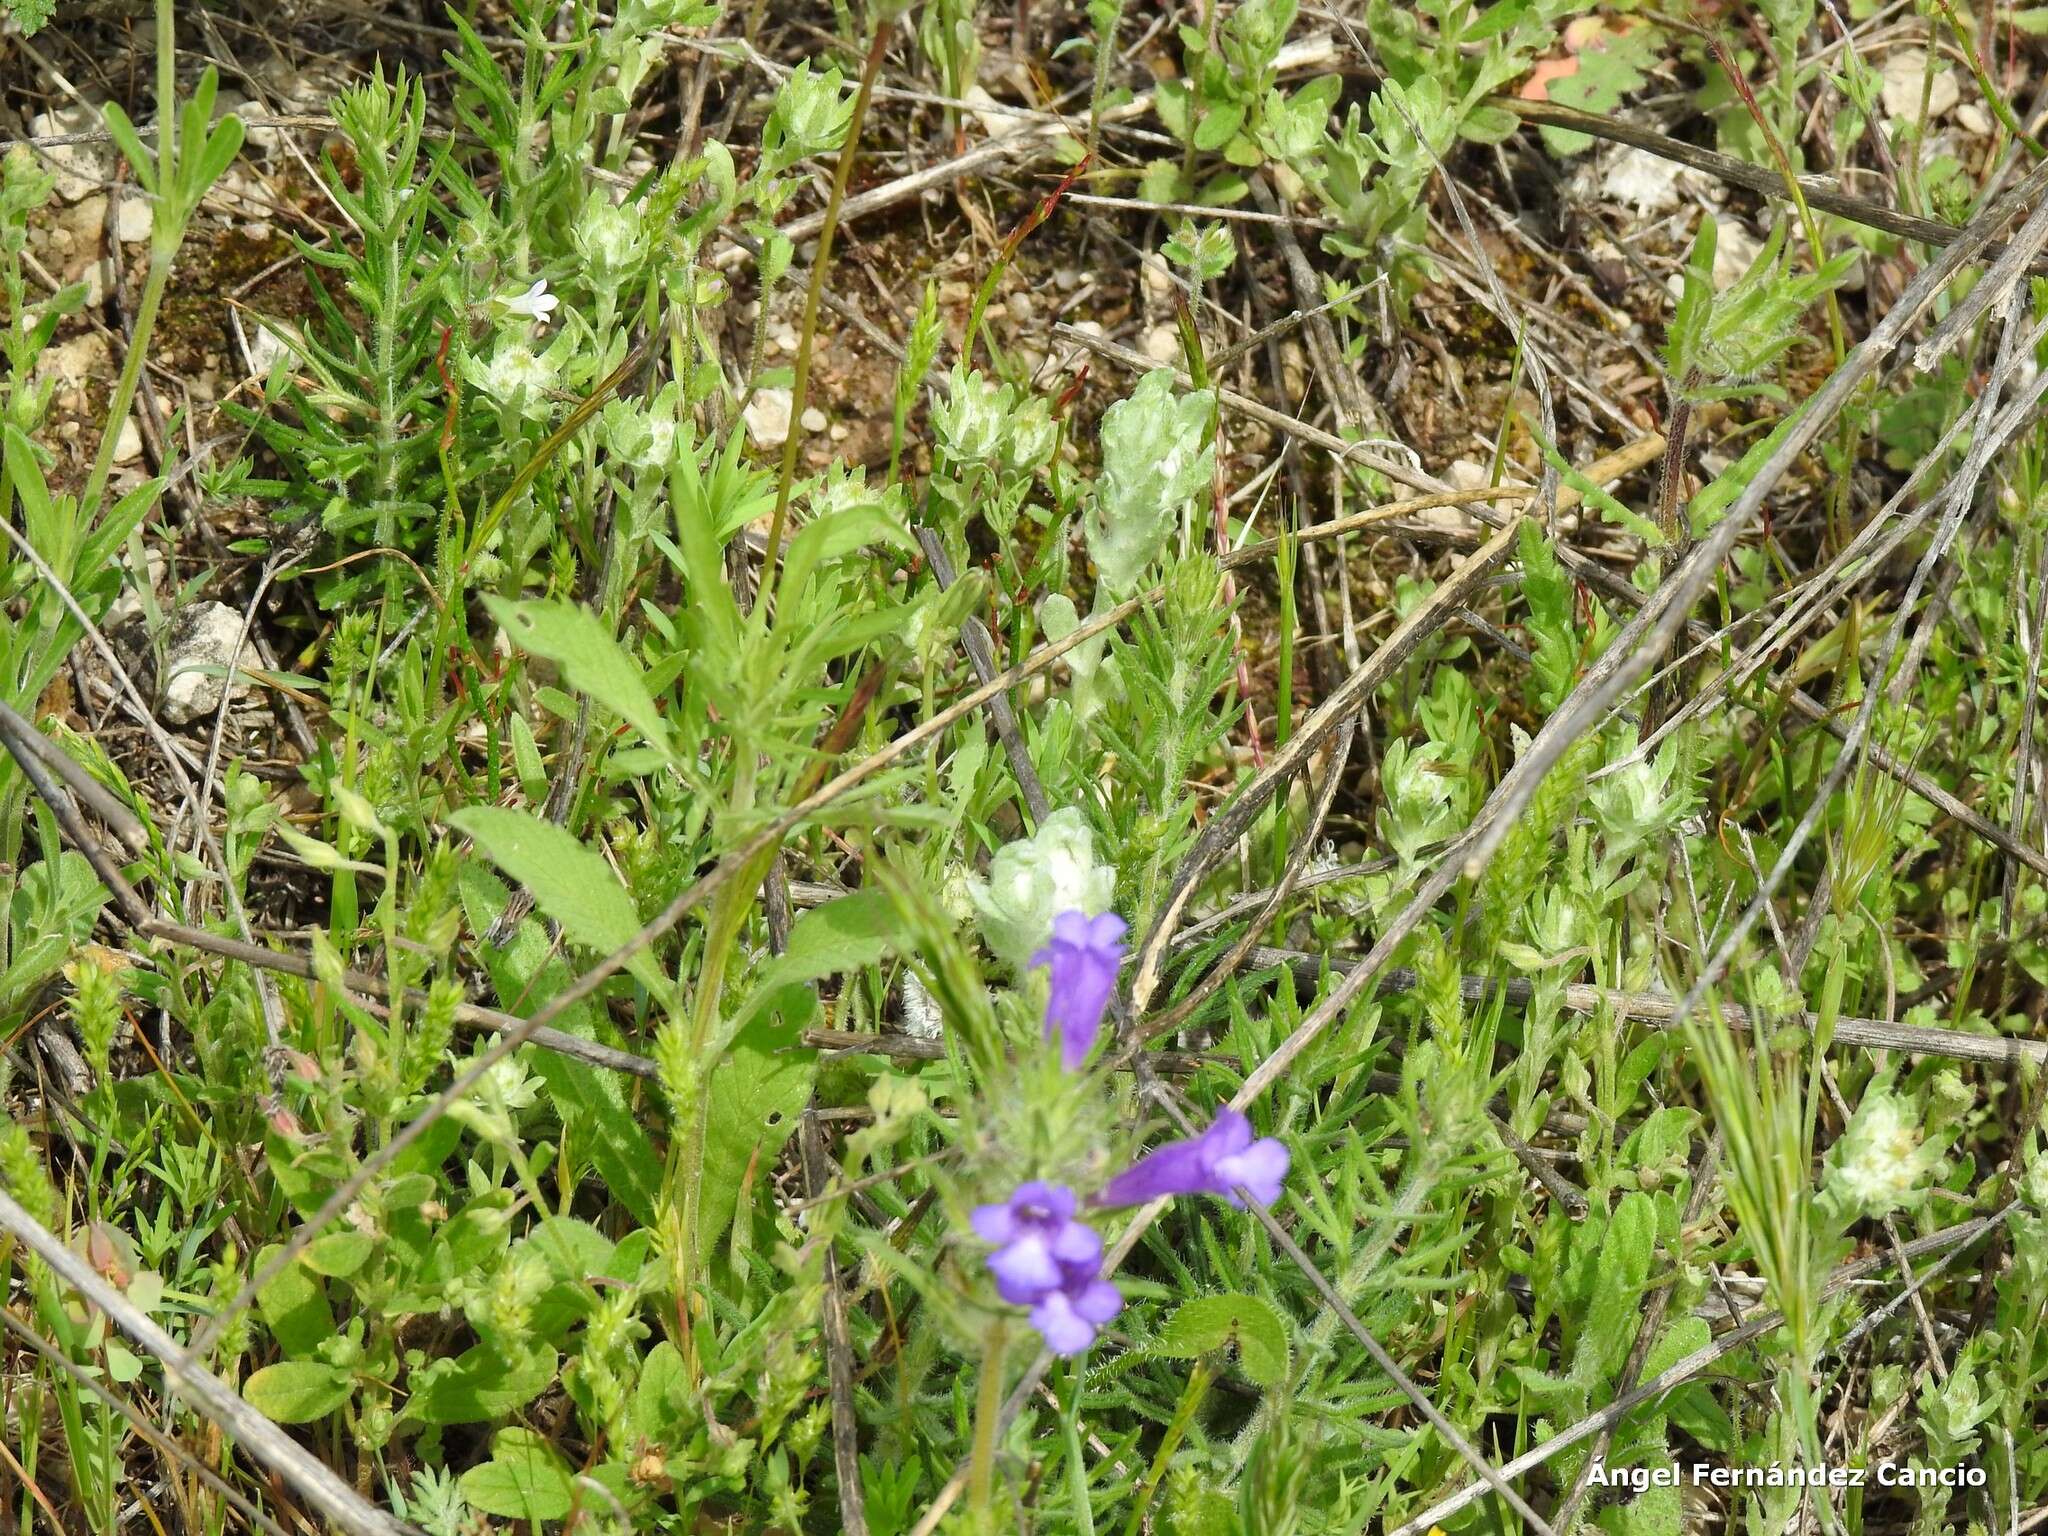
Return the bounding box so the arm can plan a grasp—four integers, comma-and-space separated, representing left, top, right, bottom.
725, 890, 898, 1042
1577, 1192, 1655, 1380
97, 102, 157, 194
458, 866, 663, 1227
482, 596, 675, 762
1149, 1293, 1290, 1386
255, 1247, 335, 1358
300, 1231, 375, 1278
243, 1360, 353, 1423
701, 989, 816, 1254
459, 1429, 575, 1520
403, 1341, 557, 1425
449, 806, 671, 1002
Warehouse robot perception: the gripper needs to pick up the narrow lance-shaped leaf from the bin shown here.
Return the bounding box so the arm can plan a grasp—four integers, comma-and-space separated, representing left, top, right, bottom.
482, 596, 676, 763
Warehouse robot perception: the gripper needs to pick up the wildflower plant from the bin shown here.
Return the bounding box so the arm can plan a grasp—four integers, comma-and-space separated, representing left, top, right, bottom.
955, 908, 1292, 1365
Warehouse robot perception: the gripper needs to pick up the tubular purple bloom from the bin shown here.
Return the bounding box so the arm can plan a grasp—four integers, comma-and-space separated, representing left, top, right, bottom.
969, 1179, 1124, 1353
1032, 909, 1127, 1071
1093, 1108, 1290, 1209
971, 1181, 1102, 1305
1030, 1277, 1123, 1356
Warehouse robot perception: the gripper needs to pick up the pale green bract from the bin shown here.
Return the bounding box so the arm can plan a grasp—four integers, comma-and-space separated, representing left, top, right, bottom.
1086, 369, 1214, 595
1823, 1089, 1944, 1221
932, 365, 1014, 465
966, 807, 1117, 969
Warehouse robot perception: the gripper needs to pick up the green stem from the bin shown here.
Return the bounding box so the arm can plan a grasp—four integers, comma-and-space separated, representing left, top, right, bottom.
80, 0, 178, 521
968, 1316, 1008, 1528
1059, 1358, 1097, 1536
752, 22, 890, 624
1122, 1360, 1212, 1536
79, 226, 172, 523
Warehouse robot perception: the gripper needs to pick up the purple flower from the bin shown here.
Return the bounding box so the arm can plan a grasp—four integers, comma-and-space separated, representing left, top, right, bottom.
1094, 1108, 1290, 1210
1032, 910, 1127, 1071
970, 1180, 1124, 1355
1031, 1275, 1123, 1356
971, 1181, 1101, 1304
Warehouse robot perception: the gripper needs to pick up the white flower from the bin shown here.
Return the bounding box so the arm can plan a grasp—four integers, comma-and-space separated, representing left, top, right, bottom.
499, 278, 560, 327
1087, 369, 1215, 595
966, 808, 1116, 969
932, 366, 1012, 465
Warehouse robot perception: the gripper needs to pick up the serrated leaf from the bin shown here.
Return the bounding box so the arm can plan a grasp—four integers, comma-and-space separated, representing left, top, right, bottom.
482, 597, 675, 762
449, 806, 671, 1002
1149, 1293, 1290, 1386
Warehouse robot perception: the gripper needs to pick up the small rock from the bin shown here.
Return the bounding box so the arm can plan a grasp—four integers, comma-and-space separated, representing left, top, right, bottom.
1599, 147, 1684, 216
28, 105, 112, 200
37, 332, 109, 387
1880, 49, 1959, 126
114, 196, 153, 245
1141, 322, 1180, 363
1445, 458, 1494, 492
1140, 255, 1175, 301
901, 970, 944, 1040
800, 405, 828, 433
247, 323, 293, 378
106, 548, 168, 629
160, 602, 255, 727
744, 388, 793, 448
829, 422, 850, 442
111, 417, 144, 465
1955, 100, 1993, 136
964, 83, 1026, 141
58, 194, 108, 274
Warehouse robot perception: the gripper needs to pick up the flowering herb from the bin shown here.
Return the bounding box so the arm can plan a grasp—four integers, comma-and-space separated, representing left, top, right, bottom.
498, 278, 560, 327
1095, 1108, 1290, 1209
971, 1181, 1123, 1355
1033, 909, 1126, 1072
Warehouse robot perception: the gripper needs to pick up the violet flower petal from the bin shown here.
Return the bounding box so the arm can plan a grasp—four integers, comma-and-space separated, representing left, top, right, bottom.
1211, 1136, 1291, 1208
969, 1202, 1020, 1245
1032, 908, 1127, 1072
1030, 1290, 1101, 1356
1069, 1278, 1123, 1326
988, 1233, 1063, 1304
1049, 1219, 1103, 1272
1199, 1108, 1254, 1159
1092, 1137, 1212, 1208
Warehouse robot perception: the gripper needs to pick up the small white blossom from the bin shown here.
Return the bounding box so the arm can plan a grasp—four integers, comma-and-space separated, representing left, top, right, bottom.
498, 278, 560, 327
932, 366, 1011, 465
